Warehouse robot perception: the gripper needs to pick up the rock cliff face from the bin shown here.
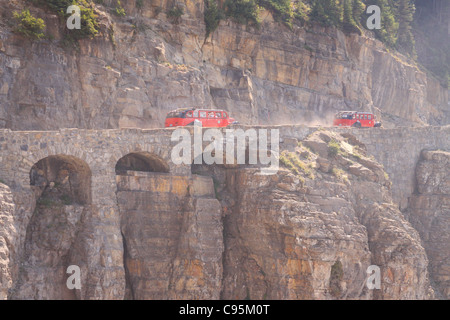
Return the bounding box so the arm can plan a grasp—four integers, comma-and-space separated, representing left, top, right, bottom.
0, 0, 448, 130
216, 131, 433, 300
0, 183, 14, 300
406, 151, 450, 299
0, 0, 448, 300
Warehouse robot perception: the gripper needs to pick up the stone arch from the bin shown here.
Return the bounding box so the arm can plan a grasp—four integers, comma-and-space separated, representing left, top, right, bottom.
30, 154, 92, 205
11, 155, 92, 299
115, 152, 169, 175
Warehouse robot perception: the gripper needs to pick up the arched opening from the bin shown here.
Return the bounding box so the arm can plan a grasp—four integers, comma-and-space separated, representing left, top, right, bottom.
115, 152, 169, 175
12, 155, 92, 299
115, 152, 170, 299
30, 155, 92, 205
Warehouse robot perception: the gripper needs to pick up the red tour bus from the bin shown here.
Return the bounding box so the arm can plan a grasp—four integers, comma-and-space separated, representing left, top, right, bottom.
333, 111, 381, 128
164, 108, 238, 128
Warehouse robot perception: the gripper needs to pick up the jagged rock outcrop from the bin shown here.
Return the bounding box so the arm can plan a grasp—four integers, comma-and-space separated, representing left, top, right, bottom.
406, 150, 450, 299
0, 0, 448, 130
216, 131, 433, 300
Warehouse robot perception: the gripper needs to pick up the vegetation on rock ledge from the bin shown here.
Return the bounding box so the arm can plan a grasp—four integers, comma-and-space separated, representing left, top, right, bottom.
29, 0, 99, 41
203, 0, 447, 86
12, 9, 46, 40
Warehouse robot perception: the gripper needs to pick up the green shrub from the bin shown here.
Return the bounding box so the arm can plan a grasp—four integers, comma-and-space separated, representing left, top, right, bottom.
279, 150, 314, 182
342, 0, 361, 35
224, 0, 260, 27
280, 152, 300, 175
310, 0, 342, 27
286, 152, 315, 179
203, 0, 308, 37
258, 0, 294, 28
29, 0, 99, 40
204, 0, 224, 38
114, 0, 126, 16
13, 9, 46, 40
327, 140, 342, 158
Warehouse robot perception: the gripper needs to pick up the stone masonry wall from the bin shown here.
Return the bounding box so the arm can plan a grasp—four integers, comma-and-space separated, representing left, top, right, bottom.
0, 125, 448, 299
117, 172, 223, 299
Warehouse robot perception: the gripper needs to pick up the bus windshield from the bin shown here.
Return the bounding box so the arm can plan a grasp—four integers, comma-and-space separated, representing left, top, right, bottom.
166, 111, 186, 118
335, 112, 353, 120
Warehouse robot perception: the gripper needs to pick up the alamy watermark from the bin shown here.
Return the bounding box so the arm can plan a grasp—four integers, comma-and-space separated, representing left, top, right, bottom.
366, 265, 381, 290
366, 5, 381, 30
64, 5, 383, 31
65, 262, 381, 292
170, 122, 279, 175
66, 5, 81, 30
66, 265, 81, 290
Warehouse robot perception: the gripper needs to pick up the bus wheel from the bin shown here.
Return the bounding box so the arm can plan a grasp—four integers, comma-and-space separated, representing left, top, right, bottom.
352, 122, 361, 128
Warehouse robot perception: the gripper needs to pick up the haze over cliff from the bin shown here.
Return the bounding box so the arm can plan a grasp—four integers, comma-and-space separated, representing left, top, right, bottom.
0, 0, 448, 130
0, 0, 449, 300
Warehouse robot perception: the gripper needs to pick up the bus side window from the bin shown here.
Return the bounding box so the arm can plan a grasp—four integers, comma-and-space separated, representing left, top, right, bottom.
193, 111, 198, 118
223, 112, 228, 118
208, 112, 215, 118
353, 114, 356, 119
216, 112, 222, 118
186, 111, 192, 118
368, 115, 372, 120
364, 115, 367, 120
200, 111, 207, 118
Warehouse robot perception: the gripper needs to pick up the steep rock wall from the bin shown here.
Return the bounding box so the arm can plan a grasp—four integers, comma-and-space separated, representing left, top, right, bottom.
406, 151, 450, 299
345, 125, 450, 210
0, 0, 448, 131
217, 130, 433, 300
0, 182, 14, 299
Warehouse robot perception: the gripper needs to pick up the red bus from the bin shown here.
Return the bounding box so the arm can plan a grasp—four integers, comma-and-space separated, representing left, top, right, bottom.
164, 108, 238, 128
333, 111, 381, 128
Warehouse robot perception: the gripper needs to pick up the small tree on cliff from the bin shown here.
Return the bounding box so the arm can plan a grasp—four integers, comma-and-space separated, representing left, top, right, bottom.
310, 0, 342, 27
396, 0, 416, 57
367, 0, 398, 48
223, 0, 260, 26
352, 0, 365, 26
204, 0, 224, 38
343, 0, 361, 34
13, 9, 46, 40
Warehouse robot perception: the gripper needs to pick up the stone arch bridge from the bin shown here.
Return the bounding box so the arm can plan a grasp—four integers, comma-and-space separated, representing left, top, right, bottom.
0, 125, 448, 299
1, 125, 448, 206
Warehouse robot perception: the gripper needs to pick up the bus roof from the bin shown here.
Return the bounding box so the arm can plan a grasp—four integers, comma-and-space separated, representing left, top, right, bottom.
337, 111, 373, 114
168, 108, 228, 113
